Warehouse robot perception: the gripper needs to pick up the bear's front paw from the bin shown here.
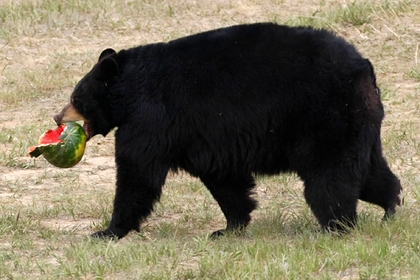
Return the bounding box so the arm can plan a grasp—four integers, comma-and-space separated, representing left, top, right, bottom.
210, 229, 226, 239
210, 228, 245, 239
91, 228, 128, 240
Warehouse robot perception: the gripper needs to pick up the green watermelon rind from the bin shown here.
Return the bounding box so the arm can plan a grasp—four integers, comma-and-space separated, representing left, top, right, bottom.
28, 122, 87, 168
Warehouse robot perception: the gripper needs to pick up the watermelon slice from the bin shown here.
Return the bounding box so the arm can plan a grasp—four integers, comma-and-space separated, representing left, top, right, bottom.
27, 122, 87, 168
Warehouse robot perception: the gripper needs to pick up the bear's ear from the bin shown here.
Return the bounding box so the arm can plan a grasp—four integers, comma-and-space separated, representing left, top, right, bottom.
99, 57, 120, 81
98, 48, 116, 61
99, 57, 119, 81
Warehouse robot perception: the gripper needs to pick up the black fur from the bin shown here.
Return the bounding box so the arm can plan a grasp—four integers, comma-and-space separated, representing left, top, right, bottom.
57, 23, 402, 239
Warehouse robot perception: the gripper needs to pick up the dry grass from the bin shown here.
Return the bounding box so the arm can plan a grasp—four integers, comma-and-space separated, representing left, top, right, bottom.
1, 0, 420, 279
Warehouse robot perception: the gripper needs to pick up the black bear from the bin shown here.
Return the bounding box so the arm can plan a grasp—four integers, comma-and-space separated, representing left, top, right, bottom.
54, 23, 402, 239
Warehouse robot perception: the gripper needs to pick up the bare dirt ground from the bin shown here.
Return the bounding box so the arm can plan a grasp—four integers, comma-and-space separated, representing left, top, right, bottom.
0, 0, 419, 238
0, 1, 420, 279
0, 0, 335, 231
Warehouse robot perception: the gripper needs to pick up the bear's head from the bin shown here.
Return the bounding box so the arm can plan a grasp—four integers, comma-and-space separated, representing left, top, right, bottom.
54, 49, 119, 140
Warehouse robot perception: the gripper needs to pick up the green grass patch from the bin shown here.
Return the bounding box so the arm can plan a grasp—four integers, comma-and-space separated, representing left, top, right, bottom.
0, 0, 420, 279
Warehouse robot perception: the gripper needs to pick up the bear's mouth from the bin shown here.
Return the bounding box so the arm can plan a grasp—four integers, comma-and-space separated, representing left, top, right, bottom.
83, 122, 92, 141
54, 103, 93, 141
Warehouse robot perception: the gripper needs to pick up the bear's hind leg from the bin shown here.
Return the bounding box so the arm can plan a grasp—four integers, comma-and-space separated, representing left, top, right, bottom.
359, 145, 402, 220
302, 168, 360, 233
200, 174, 257, 237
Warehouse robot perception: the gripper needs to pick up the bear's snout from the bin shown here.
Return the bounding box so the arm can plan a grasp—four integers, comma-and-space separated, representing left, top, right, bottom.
53, 113, 62, 125
53, 103, 86, 125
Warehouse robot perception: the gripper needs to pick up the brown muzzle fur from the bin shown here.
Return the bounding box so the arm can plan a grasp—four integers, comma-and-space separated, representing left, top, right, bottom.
54, 103, 86, 125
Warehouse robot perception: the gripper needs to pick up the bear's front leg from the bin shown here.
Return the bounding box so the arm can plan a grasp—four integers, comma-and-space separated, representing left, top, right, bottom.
92, 157, 167, 239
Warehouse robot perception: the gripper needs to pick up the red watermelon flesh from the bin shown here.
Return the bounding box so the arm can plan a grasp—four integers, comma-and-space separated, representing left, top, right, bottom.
41, 125, 65, 144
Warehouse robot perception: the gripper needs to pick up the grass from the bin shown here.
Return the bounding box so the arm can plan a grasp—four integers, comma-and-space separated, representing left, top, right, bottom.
1, 0, 420, 279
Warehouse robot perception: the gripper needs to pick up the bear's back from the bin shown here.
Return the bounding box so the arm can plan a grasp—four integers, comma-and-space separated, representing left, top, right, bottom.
114, 23, 379, 176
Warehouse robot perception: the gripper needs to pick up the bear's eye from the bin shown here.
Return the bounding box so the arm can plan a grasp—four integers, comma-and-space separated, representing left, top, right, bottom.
72, 97, 81, 105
